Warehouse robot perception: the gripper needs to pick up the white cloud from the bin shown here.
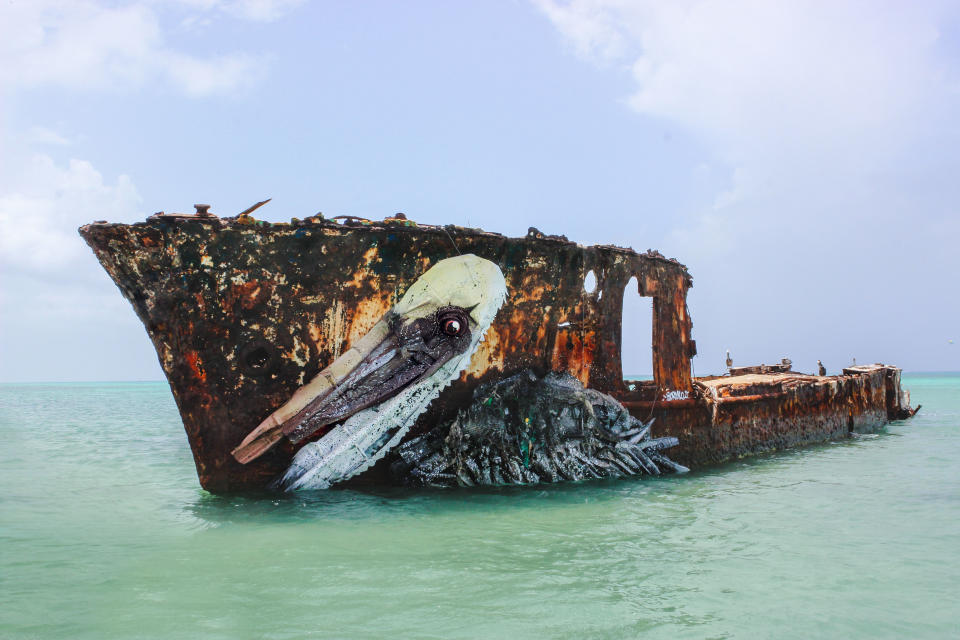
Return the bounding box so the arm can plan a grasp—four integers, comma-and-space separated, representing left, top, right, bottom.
532, 0, 636, 61
535, 0, 960, 370
174, 0, 306, 23
0, 0, 277, 97
24, 126, 72, 146
536, 1, 956, 164
0, 1, 306, 380
220, 0, 306, 22
161, 50, 267, 97
533, 0, 960, 244
0, 150, 164, 381
0, 153, 142, 274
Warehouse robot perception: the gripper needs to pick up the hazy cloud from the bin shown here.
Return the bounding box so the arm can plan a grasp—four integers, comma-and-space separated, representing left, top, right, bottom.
0, 150, 159, 381
0, 0, 272, 97
0, 153, 142, 274
174, 0, 306, 23
0, 0, 308, 380
535, 1, 956, 164
220, 0, 307, 22
23, 126, 72, 146
535, 0, 960, 370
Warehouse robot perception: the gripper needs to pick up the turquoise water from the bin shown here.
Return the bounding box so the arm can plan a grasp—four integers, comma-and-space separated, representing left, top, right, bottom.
2, 376, 958, 639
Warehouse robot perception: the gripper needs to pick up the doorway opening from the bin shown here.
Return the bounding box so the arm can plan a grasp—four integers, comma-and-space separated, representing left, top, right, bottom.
621, 276, 653, 380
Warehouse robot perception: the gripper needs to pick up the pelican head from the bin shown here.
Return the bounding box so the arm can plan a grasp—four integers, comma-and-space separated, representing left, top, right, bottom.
232, 254, 507, 489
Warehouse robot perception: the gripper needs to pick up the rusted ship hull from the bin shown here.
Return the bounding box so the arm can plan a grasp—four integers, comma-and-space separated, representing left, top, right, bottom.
79, 212, 913, 492
625, 366, 913, 469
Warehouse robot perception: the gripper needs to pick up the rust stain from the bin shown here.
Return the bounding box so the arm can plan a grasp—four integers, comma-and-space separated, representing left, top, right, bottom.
184, 350, 206, 383
78, 213, 911, 492
465, 326, 503, 378
346, 294, 393, 344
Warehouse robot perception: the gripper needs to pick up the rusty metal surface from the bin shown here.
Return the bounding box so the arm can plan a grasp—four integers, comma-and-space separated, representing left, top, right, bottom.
623, 365, 911, 468
79, 210, 912, 492
79, 213, 695, 492
727, 360, 793, 376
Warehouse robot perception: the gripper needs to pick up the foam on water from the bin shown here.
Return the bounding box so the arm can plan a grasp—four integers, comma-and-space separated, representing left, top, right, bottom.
2, 376, 958, 639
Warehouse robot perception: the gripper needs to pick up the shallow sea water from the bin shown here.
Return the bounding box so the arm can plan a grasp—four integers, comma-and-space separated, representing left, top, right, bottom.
1, 375, 958, 639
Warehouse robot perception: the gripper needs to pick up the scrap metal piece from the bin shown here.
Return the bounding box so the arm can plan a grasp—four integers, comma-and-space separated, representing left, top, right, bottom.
391, 370, 685, 487
237, 199, 271, 217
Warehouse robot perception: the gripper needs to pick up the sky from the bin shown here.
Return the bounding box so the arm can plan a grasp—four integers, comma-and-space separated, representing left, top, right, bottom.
0, 0, 958, 382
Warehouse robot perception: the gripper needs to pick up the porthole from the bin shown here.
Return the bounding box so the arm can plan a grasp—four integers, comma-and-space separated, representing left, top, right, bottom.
583, 270, 597, 294
238, 340, 279, 378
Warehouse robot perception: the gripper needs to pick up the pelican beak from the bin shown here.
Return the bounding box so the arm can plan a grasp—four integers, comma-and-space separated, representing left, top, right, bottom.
232, 254, 506, 466
232, 307, 474, 464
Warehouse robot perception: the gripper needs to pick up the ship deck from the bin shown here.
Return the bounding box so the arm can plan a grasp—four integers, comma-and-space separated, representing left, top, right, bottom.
621, 364, 913, 470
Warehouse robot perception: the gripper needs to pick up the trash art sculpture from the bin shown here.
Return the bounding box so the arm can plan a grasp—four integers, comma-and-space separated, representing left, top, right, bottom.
232, 253, 506, 488
232, 254, 683, 490
393, 370, 687, 488
80, 211, 917, 493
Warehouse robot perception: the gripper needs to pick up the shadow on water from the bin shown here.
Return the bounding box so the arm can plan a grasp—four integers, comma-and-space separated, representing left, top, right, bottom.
185, 470, 695, 527
176, 380, 939, 531
184, 427, 897, 528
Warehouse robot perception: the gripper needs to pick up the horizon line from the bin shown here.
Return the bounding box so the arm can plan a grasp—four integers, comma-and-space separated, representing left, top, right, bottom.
2, 370, 959, 385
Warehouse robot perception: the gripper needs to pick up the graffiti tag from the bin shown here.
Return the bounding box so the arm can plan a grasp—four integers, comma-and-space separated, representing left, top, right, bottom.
662, 389, 690, 402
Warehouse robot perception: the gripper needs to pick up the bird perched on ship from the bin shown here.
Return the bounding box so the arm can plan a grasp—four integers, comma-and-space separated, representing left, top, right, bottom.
232, 253, 684, 490
726, 350, 733, 370
818, 360, 826, 376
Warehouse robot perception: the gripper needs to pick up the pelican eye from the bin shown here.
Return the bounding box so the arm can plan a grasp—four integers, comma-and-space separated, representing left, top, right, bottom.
437, 308, 469, 337
443, 318, 461, 336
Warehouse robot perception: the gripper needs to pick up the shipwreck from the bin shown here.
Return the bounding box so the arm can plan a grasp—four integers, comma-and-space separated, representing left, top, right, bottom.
79, 205, 916, 493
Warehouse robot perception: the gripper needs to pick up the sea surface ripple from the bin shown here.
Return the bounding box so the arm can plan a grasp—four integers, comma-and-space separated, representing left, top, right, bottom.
1, 375, 958, 639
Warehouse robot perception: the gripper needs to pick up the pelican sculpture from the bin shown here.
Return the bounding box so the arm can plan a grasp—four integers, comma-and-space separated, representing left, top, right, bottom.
232, 253, 685, 490
232, 254, 507, 489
